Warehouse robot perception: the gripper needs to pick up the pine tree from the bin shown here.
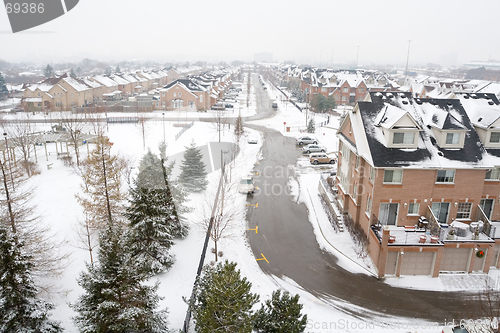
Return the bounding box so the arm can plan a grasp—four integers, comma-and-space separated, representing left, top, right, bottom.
43, 64, 54, 78
254, 290, 308, 333
125, 184, 176, 275
76, 135, 127, 228
71, 221, 170, 332
135, 147, 189, 236
0, 73, 8, 98
115, 65, 121, 73
307, 118, 315, 133
191, 261, 259, 333
178, 141, 208, 192
0, 225, 63, 332
70, 68, 76, 77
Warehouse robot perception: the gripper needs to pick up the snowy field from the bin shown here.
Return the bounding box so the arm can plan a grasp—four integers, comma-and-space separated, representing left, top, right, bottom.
2, 80, 499, 332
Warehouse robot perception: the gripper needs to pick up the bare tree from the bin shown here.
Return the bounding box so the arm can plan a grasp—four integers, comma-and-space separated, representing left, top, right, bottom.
200, 164, 240, 262
211, 108, 229, 143
74, 213, 98, 265
234, 112, 244, 144
5, 117, 39, 177
60, 111, 87, 166
75, 134, 128, 228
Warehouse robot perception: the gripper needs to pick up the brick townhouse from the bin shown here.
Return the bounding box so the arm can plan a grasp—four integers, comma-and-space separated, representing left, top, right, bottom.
337, 91, 500, 277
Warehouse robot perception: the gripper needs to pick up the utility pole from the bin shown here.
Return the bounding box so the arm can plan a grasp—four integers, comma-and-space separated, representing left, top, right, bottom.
404, 40, 412, 84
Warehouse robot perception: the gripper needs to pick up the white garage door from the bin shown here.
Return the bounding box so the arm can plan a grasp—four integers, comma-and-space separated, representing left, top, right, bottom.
440, 248, 470, 272
385, 251, 398, 276
401, 252, 435, 276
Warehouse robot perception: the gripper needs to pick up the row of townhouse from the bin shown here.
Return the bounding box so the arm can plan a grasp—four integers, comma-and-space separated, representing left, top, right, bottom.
275, 64, 399, 106
21, 69, 170, 111
337, 91, 500, 278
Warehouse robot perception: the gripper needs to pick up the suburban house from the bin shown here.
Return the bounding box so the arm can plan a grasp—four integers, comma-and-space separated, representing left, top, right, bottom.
158, 78, 211, 111
336, 91, 500, 278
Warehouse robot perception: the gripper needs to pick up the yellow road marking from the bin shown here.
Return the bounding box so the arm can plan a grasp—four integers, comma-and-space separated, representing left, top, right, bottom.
256, 253, 269, 263
247, 226, 258, 234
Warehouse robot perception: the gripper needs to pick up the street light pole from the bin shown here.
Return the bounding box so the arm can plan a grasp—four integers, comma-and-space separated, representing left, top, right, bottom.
162, 112, 165, 142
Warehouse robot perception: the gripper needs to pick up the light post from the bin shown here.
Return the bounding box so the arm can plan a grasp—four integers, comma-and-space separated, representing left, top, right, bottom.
162, 112, 165, 142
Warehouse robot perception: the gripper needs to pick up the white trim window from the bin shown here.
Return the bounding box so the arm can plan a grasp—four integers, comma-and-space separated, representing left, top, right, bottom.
366, 195, 372, 215
446, 132, 460, 145
486, 168, 500, 180
393, 132, 415, 145
436, 169, 455, 183
383, 169, 403, 184
369, 166, 376, 183
490, 132, 500, 143
456, 202, 472, 220
407, 203, 420, 215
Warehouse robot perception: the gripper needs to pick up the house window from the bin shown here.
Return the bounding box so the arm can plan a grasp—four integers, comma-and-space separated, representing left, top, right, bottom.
174, 92, 177, 97
352, 183, 357, 202
200, 95, 203, 103
369, 166, 375, 183
162, 92, 165, 97
436, 169, 455, 183
341, 96, 347, 101
343, 87, 348, 93
321, 88, 327, 92
431, 202, 450, 224
189, 101, 195, 109
393, 132, 415, 145
490, 132, 500, 143
359, 88, 364, 93
71, 93, 73, 98
366, 195, 372, 215
355, 156, 360, 170
485, 168, 500, 180
446, 132, 460, 145
407, 203, 420, 215
456, 202, 472, 220
383, 169, 403, 183
179, 92, 182, 97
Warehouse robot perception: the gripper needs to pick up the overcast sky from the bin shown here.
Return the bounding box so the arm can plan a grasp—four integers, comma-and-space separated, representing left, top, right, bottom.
1, 0, 500, 67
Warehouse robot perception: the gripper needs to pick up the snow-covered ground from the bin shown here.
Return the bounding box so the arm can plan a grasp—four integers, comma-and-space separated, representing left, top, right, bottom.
4, 77, 499, 332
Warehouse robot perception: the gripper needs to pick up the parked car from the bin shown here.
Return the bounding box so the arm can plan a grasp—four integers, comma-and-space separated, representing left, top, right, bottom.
295, 136, 318, 146
211, 103, 225, 110
238, 176, 255, 194
309, 153, 335, 165
272, 101, 278, 109
247, 136, 258, 144
302, 144, 325, 154
225, 104, 234, 108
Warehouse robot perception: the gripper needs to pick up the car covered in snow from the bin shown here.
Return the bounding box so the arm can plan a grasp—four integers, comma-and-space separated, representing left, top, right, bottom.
238, 176, 255, 194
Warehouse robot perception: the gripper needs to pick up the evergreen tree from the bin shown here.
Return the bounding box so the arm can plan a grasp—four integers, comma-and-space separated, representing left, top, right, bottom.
43, 64, 54, 78
115, 65, 121, 73
254, 290, 308, 333
71, 221, 170, 332
307, 118, 315, 133
178, 141, 208, 192
191, 261, 259, 333
136, 147, 190, 235
0, 73, 8, 98
70, 68, 76, 77
0, 225, 63, 332
125, 184, 176, 275
76, 135, 127, 228
76, 66, 82, 76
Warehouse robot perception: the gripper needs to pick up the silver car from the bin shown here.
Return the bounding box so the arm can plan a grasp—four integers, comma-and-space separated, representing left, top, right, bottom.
302, 144, 325, 154
296, 136, 318, 146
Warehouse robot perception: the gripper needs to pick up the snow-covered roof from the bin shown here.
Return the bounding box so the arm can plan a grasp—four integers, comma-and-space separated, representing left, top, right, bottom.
347, 91, 496, 169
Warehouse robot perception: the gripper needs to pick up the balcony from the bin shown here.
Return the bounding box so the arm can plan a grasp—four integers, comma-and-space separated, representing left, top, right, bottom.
370, 205, 496, 246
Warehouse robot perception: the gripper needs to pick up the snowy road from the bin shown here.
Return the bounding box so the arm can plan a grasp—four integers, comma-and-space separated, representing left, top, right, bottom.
244, 77, 479, 322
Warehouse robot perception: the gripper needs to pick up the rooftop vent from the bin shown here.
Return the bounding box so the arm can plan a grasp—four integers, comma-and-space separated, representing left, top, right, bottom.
402, 100, 408, 105
464, 95, 470, 99
437, 151, 444, 157
478, 117, 483, 122
488, 101, 495, 105
416, 100, 423, 105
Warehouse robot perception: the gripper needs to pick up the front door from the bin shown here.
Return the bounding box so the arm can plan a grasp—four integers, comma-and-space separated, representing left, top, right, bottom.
379, 203, 399, 225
